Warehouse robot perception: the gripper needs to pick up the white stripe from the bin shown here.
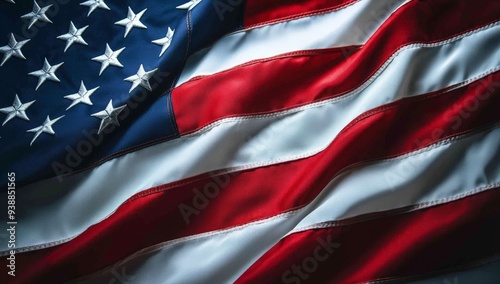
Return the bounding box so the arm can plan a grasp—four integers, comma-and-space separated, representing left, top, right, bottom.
76, 126, 500, 284
176, 0, 411, 86
290, 127, 500, 234
3, 22, 500, 254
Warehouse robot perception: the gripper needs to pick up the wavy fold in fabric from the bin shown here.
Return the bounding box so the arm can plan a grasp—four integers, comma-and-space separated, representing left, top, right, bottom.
1, 0, 499, 283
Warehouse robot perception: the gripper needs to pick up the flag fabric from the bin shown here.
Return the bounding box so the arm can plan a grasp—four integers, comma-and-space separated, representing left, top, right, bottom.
1, 0, 500, 283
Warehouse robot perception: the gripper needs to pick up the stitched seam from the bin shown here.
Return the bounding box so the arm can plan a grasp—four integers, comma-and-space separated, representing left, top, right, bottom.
197, 0, 362, 49
73, 182, 500, 282
245, 0, 361, 30
338, 66, 500, 137
292, 183, 500, 233
182, 46, 361, 85
56, 134, 177, 178
177, 0, 412, 88
129, 121, 500, 202
180, 16, 500, 133
248, 0, 412, 30
10, 68, 500, 255
69, 209, 302, 282
9, 16, 500, 258
7, 123, 498, 256
21, 8, 500, 186
185, 20, 500, 136
182, 46, 500, 136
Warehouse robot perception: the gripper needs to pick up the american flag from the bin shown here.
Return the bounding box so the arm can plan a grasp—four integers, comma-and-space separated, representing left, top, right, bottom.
1, 0, 500, 283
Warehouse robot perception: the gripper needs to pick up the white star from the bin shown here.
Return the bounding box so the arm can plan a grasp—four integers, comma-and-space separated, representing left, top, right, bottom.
64, 81, 98, 110
114, 7, 147, 38
21, 1, 53, 29
124, 64, 157, 93
80, 0, 110, 16
3, 0, 15, 4
92, 44, 125, 76
29, 58, 63, 90
0, 95, 35, 126
57, 21, 89, 52
152, 27, 175, 57
176, 0, 202, 11
27, 115, 64, 146
91, 100, 126, 134
0, 33, 30, 66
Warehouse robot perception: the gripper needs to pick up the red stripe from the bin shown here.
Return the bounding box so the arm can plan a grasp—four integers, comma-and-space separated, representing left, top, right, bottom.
244, 0, 357, 28
235, 188, 500, 284
6, 70, 500, 283
172, 0, 500, 135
